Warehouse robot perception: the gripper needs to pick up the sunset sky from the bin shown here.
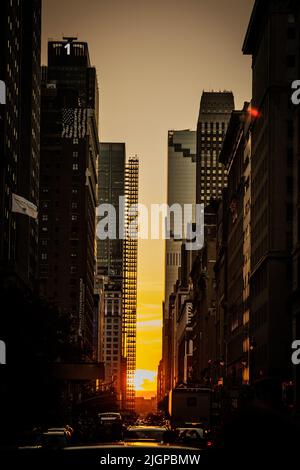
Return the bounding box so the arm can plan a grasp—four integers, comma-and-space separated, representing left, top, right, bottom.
42, 0, 254, 392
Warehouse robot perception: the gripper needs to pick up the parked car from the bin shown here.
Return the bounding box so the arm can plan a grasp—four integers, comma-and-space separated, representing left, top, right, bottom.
124, 426, 175, 444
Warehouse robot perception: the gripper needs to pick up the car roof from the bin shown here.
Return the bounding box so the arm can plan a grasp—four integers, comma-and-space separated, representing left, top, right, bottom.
178, 427, 204, 431
127, 426, 166, 431
47, 427, 66, 431
63, 443, 199, 450
43, 431, 66, 436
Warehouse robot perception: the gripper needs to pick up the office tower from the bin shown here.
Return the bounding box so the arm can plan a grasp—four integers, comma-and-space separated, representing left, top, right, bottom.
196, 91, 234, 206
39, 39, 99, 357
162, 130, 196, 397
0, 0, 41, 289
165, 131, 196, 312
97, 143, 125, 283
97, 143, 126, 403
243, 0, 295, 403
122, 157, 139, 411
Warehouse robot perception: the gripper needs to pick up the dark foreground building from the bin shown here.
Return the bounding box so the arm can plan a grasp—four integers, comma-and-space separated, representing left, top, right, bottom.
39, 39, 100, 358
243, 0, 298, 404
0, 0, 41, 290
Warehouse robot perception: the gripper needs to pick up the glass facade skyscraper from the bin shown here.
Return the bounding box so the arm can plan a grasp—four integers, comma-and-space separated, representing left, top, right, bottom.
162, 130, 196, 396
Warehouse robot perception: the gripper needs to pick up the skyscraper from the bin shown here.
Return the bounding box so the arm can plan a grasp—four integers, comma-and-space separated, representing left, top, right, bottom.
39, 39, 99, 357
196, 91, 234, 206
165, 130, 196, 311
162, 130, 196, 397
97, 143, 125, 283
122, 157, 139, 411
0, 0, 41, 290
97, 143, 126, 403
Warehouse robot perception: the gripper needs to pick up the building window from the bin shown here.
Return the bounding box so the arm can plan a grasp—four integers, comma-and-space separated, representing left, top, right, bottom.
286, 204, 293, 222
187, 397, 197, 407
72, 163, 78, 170
73, 151, 78, 158
71, 202, 78, 209
287, 55, 296, 67
287, 27, 296, 40
288, 14, 295, 24
71, 215, 77, 221
73, 138, 78, 144
41, 253, 47, 260
42, 215, 48, 221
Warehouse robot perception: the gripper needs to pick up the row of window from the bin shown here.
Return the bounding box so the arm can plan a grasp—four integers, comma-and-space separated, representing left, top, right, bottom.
200, 169, 224, 174
166, 252, 181, 267
200, 122, 226, 130
42, 188, 79, 195
41, 252, 78, 260
200, 136, 223, 142
200, 188, 223, 195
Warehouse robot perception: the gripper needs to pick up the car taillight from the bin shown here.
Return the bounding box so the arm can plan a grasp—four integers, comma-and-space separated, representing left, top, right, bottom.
207, 440, 213, 447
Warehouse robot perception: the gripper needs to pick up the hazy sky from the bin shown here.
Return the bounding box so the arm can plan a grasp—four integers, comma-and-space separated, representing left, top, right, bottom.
42, 0, 254, 391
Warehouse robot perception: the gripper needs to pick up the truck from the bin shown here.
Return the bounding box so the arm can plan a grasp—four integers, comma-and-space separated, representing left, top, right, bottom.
168, 386, 212, 428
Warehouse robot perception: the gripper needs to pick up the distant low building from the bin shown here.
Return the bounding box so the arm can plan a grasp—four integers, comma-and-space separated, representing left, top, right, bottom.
135, 395, 157, 416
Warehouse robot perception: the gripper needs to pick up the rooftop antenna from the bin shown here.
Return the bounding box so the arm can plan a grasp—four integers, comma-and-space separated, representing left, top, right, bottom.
62, 36, 78, 43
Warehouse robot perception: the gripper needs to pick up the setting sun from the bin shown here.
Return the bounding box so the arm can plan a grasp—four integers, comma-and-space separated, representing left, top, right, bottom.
134, 369, 157, 392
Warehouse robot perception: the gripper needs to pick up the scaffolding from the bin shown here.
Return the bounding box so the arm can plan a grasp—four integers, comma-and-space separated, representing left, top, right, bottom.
122, 157, 139, 411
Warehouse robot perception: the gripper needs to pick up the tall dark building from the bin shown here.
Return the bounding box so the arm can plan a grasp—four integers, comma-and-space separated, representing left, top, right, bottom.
243, 0, 296, 403
97, 143, 126, 403
289, 3, 300, 411
39, 39, 99, 357
196, 91, 234, 206
0, 0, 41, 289
97, 143, 125, 284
